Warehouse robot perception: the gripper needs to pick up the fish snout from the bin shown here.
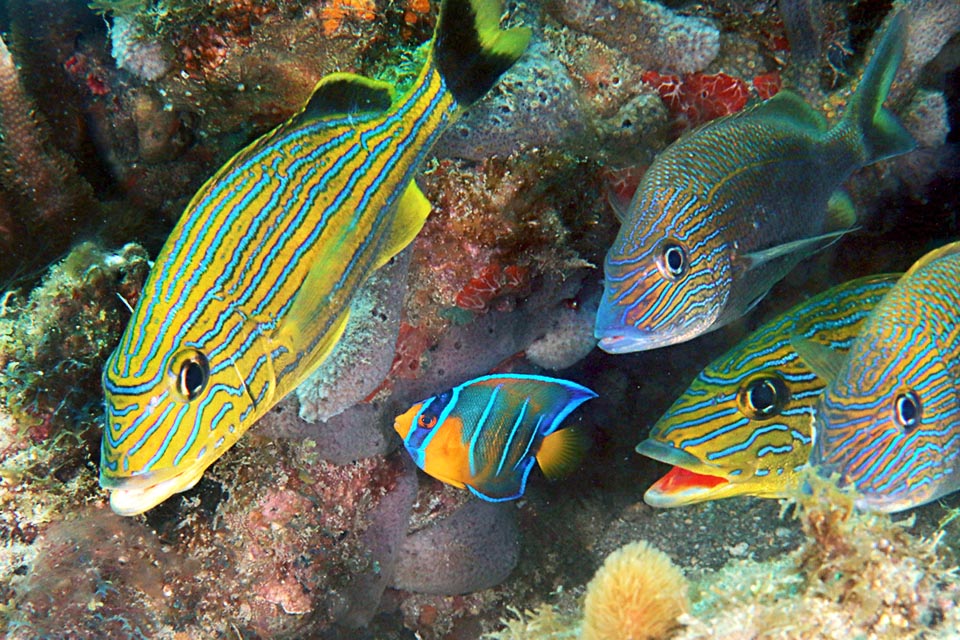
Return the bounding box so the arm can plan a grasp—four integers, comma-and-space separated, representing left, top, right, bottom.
594, 313, 699, 353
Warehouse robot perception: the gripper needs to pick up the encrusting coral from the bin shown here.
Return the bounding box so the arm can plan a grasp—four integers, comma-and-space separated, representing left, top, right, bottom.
0, 36, 98, 269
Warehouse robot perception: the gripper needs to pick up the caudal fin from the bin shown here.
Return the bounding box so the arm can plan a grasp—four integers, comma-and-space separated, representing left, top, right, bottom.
846, 11, 916, 163
434, 0, 531, 107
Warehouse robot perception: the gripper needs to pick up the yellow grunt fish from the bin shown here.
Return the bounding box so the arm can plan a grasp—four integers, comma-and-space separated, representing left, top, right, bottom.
805, 242, 960, 513
100, 0, 530, 515
638, 274, 899, 507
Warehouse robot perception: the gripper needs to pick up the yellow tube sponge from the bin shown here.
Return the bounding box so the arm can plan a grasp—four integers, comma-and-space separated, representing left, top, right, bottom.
582, 540, 689, 640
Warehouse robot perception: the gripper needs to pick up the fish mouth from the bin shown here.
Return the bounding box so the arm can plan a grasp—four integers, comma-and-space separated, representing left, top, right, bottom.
636, 439, 731, 507
594, 312, 711, 353
595, 327, 686, 354
100, 464, 206, 516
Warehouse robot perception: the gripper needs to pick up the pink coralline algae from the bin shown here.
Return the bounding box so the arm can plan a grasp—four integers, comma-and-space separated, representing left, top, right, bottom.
455, 263, 531, 313
641, 71, 750, 131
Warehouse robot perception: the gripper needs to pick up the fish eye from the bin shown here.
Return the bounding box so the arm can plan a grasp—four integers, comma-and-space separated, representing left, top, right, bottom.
169, 348, 210, 401
417, 413, 438, 429
893, 389, 921, 431
737, 374, 790, 419
656, 240, 687, 281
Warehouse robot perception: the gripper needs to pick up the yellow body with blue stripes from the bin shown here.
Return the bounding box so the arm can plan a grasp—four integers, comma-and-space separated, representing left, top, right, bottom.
101, 0, 530, 516
808, 243, 960, 513
638, 274, 899, 507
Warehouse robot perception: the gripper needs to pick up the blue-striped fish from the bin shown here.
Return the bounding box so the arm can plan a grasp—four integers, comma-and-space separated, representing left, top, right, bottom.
637, 274, 899, 507
801, 242, 960, 513
100, 0, 530, 516
594, 12, 915, 353
393, 374, 596, 501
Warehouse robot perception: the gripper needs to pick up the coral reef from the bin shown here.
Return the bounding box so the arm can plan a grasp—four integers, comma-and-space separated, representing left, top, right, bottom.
675, 476, 960, 639
485, 481, 960, 639
550, 0, 721, 75
110, 15, 173, 81
0, 242, 149, 447
0, 1, 958, 638
0, 33, 98, 270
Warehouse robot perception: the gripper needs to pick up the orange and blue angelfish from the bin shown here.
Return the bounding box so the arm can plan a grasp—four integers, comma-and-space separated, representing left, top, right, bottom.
393, 374, 597, 501
100, 0, 530, 516
595, 11, 915, 353
799, 242, 960, 513
638, 274, 899, 508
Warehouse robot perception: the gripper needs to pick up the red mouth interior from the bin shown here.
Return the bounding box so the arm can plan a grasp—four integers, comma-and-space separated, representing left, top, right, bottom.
652, 465, 728, 493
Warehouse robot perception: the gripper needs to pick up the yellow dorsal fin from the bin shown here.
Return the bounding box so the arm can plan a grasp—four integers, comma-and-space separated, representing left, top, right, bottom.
904, 241, 960, 279
536, 427, 589, 480
373, 180, 432, 271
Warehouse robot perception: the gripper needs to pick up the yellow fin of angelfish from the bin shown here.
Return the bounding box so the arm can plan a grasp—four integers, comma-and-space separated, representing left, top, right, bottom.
373, 181, 432, 271
789, 335, 846, 385
903, 241, 960, 279
536, 427, 589, 480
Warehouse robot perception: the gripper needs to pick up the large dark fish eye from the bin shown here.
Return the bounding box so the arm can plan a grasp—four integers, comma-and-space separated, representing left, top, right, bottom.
169, 349, 210, 401
737, 374, 790, 420
893, 389, 921, 431
656, 240, 687, 281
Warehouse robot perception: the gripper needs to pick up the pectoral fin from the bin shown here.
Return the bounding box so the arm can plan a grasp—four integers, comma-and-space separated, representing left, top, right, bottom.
273, 269, 353, 397
825, 190, 857, 232
742, 229, 852, 271
790, 336, 846, 384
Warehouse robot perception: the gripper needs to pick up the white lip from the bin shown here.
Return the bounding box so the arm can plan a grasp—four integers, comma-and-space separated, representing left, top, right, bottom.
597, 330, 687, 353
106, 467, 205, 516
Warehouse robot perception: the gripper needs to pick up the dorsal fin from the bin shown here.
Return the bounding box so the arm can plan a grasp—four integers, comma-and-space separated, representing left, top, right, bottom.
903, 241, 960, 279
750, 90, 828, 131
300, 72, 394, 121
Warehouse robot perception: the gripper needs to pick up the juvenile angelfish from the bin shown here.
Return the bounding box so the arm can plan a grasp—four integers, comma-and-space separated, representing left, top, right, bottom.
802, 242, 960, 513
637, 274, 898, 507
394, 374, 596, 501
100, 0, 530, 516
595, 12, 915, 353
